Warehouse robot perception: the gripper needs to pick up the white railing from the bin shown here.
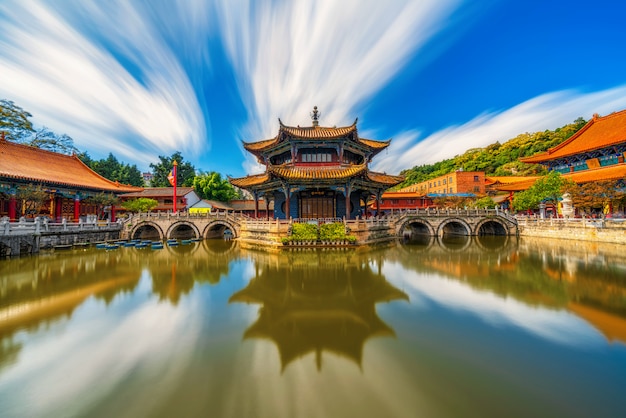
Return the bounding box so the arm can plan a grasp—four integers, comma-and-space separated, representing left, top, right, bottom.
0, 217, 122, 236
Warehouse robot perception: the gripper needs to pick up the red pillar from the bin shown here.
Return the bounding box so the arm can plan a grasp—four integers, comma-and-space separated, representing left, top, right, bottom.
345, 191, 350, 220
55, 196, 62, 221
8, 194, 16, 221
254, 193, 259, 218
266, 199, 270, 220
285, 191, 290, 219
74, 196, 80, 221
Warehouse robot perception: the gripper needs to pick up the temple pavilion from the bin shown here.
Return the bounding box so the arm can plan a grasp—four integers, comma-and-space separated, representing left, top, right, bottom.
0, 135, 142, 221
229, 107, 404, 219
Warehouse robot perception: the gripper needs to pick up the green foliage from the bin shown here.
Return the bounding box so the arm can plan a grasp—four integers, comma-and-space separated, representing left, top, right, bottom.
0, 99, 34, 142
150, 151, 196, 187
562, 180, 626, 214
192, 171, 239, 201
512, 171, 573, 211
473, 196, 496, 209
395, 118, 586, 190
28, 127, 77, 155
79, 152, 144, 187
291, 223, 319, 241
122, 198, 158, 213
15, 184, 49, 215
319, 222, 347, 240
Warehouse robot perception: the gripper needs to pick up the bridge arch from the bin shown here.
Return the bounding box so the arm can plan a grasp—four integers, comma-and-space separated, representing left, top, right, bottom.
397, 218, 436, 239
475, 218, 509, 236
203, 220, 238, 239
438, 218, 472, 237
130, 221, 165, 241
166, 221, 200, 240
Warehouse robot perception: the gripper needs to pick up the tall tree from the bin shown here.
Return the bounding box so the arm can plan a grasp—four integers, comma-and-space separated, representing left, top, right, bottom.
150, 152, 196, 187
28, 127, 77, 155
192, 171, 240, 202
0, 99, 34, 142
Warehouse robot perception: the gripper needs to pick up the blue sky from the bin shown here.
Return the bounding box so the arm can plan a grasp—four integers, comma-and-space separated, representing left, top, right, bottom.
2, 0, 626, 178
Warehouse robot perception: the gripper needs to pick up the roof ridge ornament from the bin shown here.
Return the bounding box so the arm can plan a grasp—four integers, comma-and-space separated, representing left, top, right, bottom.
310, 106, 320, 127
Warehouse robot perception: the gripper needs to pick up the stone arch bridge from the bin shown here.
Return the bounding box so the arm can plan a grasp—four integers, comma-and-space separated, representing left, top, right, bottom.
121, 212, 242, 241
120, 209, 517, 243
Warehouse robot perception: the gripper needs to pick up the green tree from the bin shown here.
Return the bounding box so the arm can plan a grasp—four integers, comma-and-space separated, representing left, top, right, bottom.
192, 171, 239, 202
0, 99, 35, 142
122, 198, 158, 213
80, 152, 144, 187
150, 152, 196, 187
473, 196, 496, 209
84, 192, 119, 220
562, 180, 626, 215
15, 184, 49, 216
28, 127, 77, 155
512, 171, 574, 211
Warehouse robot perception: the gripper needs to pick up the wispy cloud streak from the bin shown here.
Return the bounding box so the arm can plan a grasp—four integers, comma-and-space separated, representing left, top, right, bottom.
374, 85, 626, 173
214, 0, 463, 172
0, 0, 206, 164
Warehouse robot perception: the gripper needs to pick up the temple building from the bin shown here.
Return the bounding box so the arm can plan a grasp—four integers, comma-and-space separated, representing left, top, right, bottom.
0, 136, 142, 221
229, 107, 404, 219
492, 110, 626, 212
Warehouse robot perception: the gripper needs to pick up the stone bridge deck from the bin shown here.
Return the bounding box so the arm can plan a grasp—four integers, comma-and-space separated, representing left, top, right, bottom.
121, 208, 518, 244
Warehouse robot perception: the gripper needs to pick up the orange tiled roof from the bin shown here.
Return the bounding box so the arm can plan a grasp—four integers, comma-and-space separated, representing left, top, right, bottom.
0, 139, 142, 192
120, 187, 195, 198
381, 191, 426, 199
521, 110, 626, 163
367, 171, 405, 186
242, 119, 390, 154
485, 176, 540, 186
269, 164, 367, 180
491, 164, 626, 191
229, 173, 270, 188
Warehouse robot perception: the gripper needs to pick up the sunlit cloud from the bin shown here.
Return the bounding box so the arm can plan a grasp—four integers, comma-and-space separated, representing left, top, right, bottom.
214, 0, 463, 173
374, 85, 626, 173
0, 0, 206, 165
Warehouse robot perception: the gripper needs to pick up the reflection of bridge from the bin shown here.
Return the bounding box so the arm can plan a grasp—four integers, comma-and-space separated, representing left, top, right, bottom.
121, 208, 518, 242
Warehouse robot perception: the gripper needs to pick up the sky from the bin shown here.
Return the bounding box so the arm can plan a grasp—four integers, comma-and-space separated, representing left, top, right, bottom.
2, 0, 626, 178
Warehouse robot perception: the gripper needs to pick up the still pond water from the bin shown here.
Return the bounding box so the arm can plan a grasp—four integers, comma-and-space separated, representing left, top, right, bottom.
1, 236, 625, 418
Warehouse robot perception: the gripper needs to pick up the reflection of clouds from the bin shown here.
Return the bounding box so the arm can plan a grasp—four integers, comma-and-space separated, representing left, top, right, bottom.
0, 270, 201, 418
382, 262, 604, 348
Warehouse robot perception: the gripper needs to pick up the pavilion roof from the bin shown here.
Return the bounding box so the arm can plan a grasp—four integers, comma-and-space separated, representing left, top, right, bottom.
0, 139, 142, 193
269, 163, 367, 180
381, 191, 427, 199
242, 119, 391, 155
521, 110, 626, 163
228, 173, 270, 188
366, 171, 405, 186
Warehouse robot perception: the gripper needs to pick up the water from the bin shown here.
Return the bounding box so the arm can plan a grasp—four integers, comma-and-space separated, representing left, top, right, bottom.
1, 237, 625, 418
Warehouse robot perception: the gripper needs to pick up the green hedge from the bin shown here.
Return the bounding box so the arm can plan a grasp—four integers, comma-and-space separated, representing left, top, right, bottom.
319, 222, 346, 240
291, 223, 319, 241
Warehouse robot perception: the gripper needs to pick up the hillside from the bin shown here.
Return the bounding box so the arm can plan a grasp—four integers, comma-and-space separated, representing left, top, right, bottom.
395, 117, 587, 190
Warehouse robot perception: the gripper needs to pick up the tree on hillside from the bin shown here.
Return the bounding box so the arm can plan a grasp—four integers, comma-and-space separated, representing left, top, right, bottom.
0, 99, 34, 142
192, 171, 240, 202
79, 152, 144, 187
150, 152, 196, 187
512, 171, 574, 211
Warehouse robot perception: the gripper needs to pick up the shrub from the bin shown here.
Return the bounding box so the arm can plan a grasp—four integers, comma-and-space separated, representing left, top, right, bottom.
291, 223, 318, 241
319, 222, 346, 240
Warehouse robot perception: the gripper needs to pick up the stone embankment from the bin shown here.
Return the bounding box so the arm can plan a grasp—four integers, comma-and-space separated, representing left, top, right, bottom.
517, 217, 626, 245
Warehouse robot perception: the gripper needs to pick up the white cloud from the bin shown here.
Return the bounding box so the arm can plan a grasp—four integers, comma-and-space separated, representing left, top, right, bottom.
213, 0, 463, 172
373, 85, 626, 173
0, 0, 206, 165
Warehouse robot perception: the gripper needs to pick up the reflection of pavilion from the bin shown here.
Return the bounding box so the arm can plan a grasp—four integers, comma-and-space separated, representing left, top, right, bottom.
229, 252, 408, 371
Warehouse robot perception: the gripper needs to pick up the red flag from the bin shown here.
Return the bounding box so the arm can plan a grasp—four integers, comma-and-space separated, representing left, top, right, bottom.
167, 170, 175, 186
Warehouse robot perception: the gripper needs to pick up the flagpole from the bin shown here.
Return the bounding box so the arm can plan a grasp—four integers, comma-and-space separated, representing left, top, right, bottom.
173, 160, 178, 212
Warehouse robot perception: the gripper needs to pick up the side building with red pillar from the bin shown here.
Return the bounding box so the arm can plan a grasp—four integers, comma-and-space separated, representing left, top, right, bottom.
0, 137, 142, 221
